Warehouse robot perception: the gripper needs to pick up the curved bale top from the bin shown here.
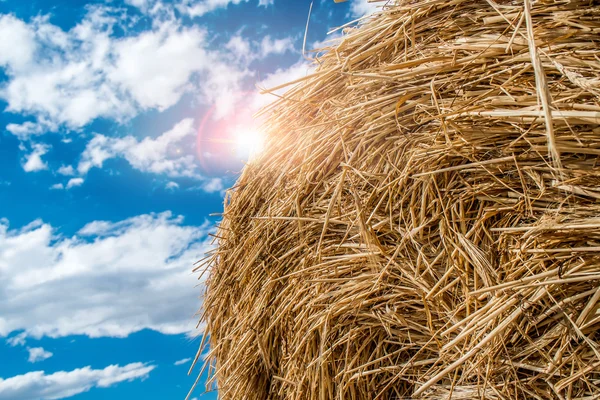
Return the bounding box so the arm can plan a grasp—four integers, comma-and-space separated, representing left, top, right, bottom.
194, 0, 600, 398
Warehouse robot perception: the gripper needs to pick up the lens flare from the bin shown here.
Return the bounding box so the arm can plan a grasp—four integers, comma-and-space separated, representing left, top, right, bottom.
196, 91, 267, 175
233, 129, 265, 160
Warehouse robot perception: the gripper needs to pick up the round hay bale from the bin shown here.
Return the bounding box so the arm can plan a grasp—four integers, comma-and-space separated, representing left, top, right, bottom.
195, 1, 600, 398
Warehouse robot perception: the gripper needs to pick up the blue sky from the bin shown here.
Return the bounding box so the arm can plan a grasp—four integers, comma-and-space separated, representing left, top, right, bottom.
0, 0, 378, 398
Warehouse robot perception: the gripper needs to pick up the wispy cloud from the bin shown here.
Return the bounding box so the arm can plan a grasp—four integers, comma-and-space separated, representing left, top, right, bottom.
259, 35, 294, 58
165, 181, 180, 190
178, 0, 248, 17
6, 332, 27, 347
226, 33, 294, 64
0, 363, 155, 400
173, 358, 191, 366
66, 178, 84, 189
200, 178, 224, 193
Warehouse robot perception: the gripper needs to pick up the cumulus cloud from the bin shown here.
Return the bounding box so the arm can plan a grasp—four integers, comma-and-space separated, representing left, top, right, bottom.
0, 7, 258, 139
0, 212, 211, 339
173, 358, 191, 366
22, 144, 50, 172
0, 15, 36, 71
108, 24, 208, 111
1, 9, 134, 137
77, 118, 197, 178
0, 362, 155, 400
27, 347, 53, 363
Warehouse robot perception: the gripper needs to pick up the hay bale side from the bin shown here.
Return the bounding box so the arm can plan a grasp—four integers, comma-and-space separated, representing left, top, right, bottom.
195, 1, 600, 398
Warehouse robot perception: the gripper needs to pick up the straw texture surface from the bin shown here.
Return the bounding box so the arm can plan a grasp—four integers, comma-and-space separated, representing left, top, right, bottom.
194, 0, 600, 398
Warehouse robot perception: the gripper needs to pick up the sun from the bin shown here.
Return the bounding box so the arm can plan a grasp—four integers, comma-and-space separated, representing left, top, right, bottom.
233, 128, 265, 160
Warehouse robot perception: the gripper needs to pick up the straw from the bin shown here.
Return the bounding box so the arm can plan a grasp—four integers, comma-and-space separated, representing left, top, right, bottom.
194, 0, 600, 398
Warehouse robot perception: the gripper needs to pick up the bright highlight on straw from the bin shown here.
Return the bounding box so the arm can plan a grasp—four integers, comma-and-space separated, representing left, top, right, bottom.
234, 129, 265, 160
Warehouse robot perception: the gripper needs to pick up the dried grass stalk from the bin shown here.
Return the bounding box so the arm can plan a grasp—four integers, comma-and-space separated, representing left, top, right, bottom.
194, 0, 600, 398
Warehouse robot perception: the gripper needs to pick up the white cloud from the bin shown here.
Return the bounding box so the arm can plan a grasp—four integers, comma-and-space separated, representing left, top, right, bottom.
349, 0, 381, 17
123, 119, 196, 175
50, 183, 64, 190
131, 0, 275, 17
22, 143, 49, 172
6, 119, 57, 140
7, 332, 27, 347
0, 362, 155, 400
66, 178, 84, 189
173, 357, 191, 366
76, 135, 129, 175
108, 24, 208, 111
178, 0, 249, 17
225, 33, 294, 64
252, 61, 315, 110
311, 32, 342, 51
27, 347, 53, 363
125, 0, 151, 11
200, 178, 224, 193
201, 59, 251, 119
77, 118, 197, 178
165, 181, 180, 190
0, 15, 36, 71
0, 10, 130, 137
259, 36, 294, 57
57, 165, 75, 176
0, 8, 254, 139
203, 32, 299, 117
225, 35, 252, 62
225, 34, 294, 64
0, 212, 211, 339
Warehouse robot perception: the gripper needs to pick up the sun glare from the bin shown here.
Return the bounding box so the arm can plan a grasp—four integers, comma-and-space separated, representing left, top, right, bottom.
234, 129, 265, 160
